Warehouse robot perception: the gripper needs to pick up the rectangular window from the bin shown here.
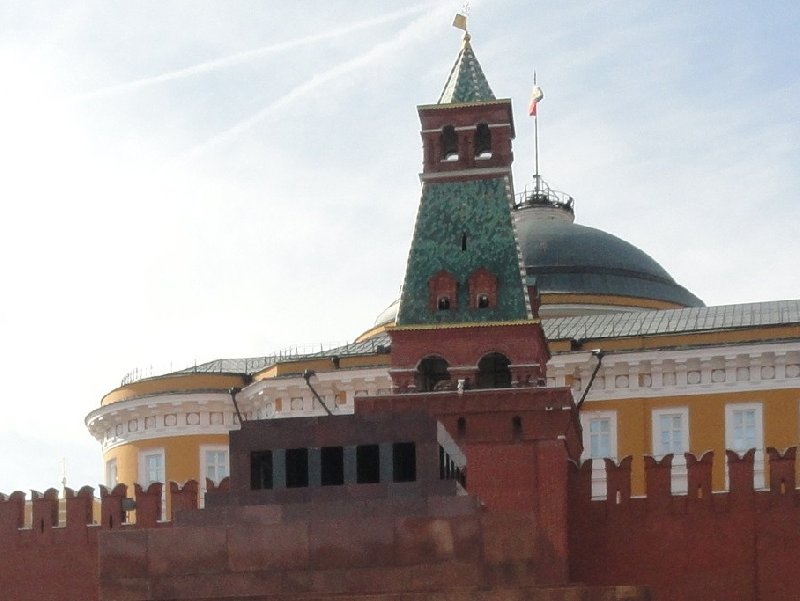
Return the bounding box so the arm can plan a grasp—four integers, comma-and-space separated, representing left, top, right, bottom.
105, 459, 118, 489
589, 419, 611, 458
356, 444, 380, 484
651, 407, 689, 494
392, 442, 416, 483
285, 448, 309, 488
250, 451, 273, 490
725, 403, 764, 489
580, 411, 617, 500
139, 450, 165, 486
202, 447, 229, 486
320, 446, 344, 486
138, 448, 166, 518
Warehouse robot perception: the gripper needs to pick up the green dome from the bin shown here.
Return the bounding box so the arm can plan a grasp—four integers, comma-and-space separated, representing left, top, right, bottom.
515, 205, 703, 308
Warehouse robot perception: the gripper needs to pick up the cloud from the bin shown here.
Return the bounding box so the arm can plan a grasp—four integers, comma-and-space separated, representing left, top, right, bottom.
74, 4, 429, 101
182, 4, 452, 160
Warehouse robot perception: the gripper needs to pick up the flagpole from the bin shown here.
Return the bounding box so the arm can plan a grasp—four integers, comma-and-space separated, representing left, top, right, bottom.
533, 71, 540, 195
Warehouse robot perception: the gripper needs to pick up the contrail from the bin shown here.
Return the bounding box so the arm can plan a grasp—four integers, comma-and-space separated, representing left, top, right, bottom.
183, 4, 451, 160
76, 4, 429, 101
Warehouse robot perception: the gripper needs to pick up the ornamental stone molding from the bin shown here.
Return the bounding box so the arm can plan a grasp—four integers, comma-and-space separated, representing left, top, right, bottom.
87, 368, 394, 450
548, 341, 800, 401
87, 344, 800, 450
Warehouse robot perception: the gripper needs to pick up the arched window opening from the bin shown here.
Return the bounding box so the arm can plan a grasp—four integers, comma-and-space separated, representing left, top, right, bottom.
461, 232, 467, 251
477, 294, 490, 309
416, 356, 450, 392
477, 352, 512, 389
474, 123, 492, 158
438, 296, 451, 310
440, 125, 459, 161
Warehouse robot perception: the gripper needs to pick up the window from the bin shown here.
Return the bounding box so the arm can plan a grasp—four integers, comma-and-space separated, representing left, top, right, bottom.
356, 444, 380, 484
202, 447, 229, 486
474, 123, 492, 158
138, 448, 166, 518
428, 270, 458, 312
580, 411, 617, 499
467, 267, 497, 310
321, 446, 344, 486
139, 449, 165, 486
440, 125, 458, 161
250, 451, 273, 490
589, 419, 611, 457
725, 403, 764, 489
105, 459, 118, 489
285, 448, 309, 488
392, 442, 416, 483
651, 407, 689, 494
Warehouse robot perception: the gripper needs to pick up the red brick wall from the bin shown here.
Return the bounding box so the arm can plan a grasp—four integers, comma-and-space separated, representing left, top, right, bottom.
0, 488, 99, 601
569, 447, 800, 601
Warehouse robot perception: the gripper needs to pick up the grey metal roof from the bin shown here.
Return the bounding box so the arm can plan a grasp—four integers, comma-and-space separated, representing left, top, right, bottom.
173, 332, 392, 376
542, 300, 800, 341
515, 206, 704, 307
164, 300, 800, 379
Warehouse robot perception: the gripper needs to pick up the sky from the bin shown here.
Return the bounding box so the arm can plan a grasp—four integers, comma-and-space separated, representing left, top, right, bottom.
0, 0, 798, 494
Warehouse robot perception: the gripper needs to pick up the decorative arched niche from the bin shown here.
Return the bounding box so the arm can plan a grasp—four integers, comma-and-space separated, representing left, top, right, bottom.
468, 267, 498, 310
428, 270, 458, 312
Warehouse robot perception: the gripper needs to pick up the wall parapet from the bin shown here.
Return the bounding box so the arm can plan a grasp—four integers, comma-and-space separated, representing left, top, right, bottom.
571, 446, 800, 515
0, 480, 203, 535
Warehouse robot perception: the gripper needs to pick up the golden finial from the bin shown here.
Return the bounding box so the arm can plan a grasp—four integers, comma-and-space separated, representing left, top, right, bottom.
453, 1, 470, 40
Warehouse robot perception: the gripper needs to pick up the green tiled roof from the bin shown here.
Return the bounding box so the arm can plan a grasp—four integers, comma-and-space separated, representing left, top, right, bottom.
396, 177, 531, 325
438, 36, 496, 104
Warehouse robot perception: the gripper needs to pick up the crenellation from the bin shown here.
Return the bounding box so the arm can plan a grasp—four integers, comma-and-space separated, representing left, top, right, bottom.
644, 454, 673, 512
767, 446, 796, 504
134, 482, 163, 527
31, 488, 60, 532
100, 483, 128, 529
65, 486, 95, 530
0, 490, 25, 531
603, 456, 632, 507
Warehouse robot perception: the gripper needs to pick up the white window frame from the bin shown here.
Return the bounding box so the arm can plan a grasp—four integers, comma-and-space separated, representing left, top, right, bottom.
651, 407, 689, 495
138, 448, 166, 518
199, 445, 229, 508
725, 402, 764, 489
105, 458, 118, 489
580, 410, 618, 499
201, 445, 230, 486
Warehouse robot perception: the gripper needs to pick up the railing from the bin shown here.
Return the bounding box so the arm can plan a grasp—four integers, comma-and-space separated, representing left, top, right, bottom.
514, 175, 574, 212
119, 339, 363, 386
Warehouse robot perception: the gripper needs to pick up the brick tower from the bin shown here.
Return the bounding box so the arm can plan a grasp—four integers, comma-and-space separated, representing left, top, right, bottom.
380, 31, 581, 584
389, 31, 550, 394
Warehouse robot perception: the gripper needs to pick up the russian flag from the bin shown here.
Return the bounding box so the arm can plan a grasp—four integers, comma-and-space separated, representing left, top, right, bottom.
528, 85, 543, 117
